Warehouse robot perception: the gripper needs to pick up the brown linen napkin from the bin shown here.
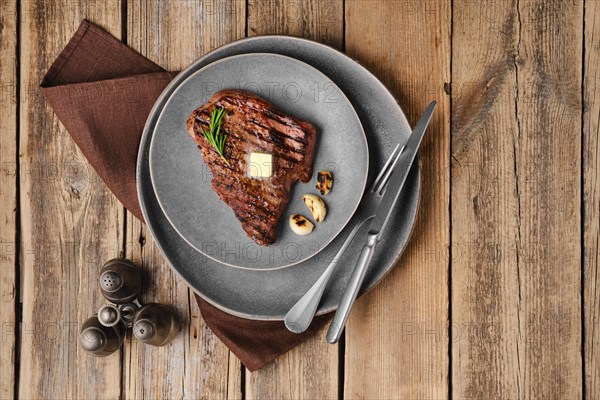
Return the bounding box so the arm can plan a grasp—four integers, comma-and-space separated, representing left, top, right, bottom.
41, 20, 331, 372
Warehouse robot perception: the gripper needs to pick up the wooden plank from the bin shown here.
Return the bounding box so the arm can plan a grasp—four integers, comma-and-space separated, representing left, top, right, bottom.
451, 2, 523, 396
452, 0, 583, 398
245, 333, 338, 400
343, 1, 450, 398
248, 0, 343, 49
18, 1, 124, 399
584, 0, 600, 397
245, 1, 342, 398
0, 1, 18, 399
124, 1, 245, 398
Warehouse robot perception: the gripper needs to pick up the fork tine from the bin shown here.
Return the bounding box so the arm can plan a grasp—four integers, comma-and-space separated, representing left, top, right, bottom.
369, 143, 401, 192
376, 144, 405, 194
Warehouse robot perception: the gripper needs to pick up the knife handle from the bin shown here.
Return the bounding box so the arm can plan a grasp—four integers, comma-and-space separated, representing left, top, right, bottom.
326, 233, 378, 344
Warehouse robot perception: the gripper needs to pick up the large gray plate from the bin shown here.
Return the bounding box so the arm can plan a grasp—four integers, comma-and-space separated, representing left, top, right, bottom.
137, 36, 421, 320
149, 53, 368, 270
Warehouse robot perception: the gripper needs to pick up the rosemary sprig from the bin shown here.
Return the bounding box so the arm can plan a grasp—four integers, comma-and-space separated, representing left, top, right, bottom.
202, 106, 230, 166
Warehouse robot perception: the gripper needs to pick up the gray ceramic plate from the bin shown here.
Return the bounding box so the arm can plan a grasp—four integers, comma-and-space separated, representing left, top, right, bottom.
149, 53, 368, 270
137, 36, 421, 320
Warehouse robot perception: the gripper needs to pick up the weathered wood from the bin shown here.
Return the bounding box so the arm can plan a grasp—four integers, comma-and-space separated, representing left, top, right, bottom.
584, 0, 600, 397
245, 333, 338, 400
18, 1, 124, 398
451, 3, 524, 396
248, 0, 343, 49
0, 1, 18, 398
244, 1, 342, 398
344, 1, 451, 398
124, 1, 245, 398
8, 1, 597, 397
452, 0, 583, 398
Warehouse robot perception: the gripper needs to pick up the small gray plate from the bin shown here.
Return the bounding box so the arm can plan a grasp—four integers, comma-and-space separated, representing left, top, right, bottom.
137, 36, 421, 320
149, 53, 368, 270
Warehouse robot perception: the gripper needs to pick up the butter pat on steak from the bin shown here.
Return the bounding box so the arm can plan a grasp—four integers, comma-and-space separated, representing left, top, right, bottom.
186, 90, 317, 246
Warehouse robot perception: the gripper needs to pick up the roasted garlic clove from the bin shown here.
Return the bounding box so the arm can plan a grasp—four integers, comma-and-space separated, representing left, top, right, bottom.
303, 194, 327, 222
316, 170, 333, 195
290, 214, 314, 235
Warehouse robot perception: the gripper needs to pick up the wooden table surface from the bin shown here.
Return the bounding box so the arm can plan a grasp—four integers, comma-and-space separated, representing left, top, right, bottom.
1, 0, 598, 398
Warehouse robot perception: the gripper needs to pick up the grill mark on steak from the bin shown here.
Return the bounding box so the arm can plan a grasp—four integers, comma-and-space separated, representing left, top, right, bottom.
223, 206, 276, 243
212, 179, 279, 219
186, 90, 317, 246
227, 126, 304, 165
212, 188, 277, 242
218, 204, 276, 243
220, 97, 310, 144
196, 107, 308, 159
249, 120, 308, 152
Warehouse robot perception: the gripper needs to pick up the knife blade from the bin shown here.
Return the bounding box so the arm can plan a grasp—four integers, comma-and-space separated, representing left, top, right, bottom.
369, 100, 437, 238
325, 100, 437, 344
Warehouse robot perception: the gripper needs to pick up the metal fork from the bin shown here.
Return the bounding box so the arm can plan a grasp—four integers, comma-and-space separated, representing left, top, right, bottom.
284, 143, 404, 333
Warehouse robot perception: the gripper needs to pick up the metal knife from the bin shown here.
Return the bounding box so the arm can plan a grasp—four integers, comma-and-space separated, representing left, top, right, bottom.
325, 101, 437, 344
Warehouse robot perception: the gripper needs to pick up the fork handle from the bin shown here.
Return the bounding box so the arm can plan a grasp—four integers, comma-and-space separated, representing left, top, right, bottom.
326, 232, 378, 344
284, 216, 371, 333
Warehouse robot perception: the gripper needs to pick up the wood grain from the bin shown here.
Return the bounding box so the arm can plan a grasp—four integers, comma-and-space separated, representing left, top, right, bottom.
245, 333, 338, 400
451, 0, 583, 398
244, 1, 342, 398
4, 1, 597, 397
584, 0, 600, 397
248, 0, 343, 49
451, 2, 525, 396
344, 1, 451, 398
124, 1, 245, 398
18, 1, 124, 398
0, 1, 18, 398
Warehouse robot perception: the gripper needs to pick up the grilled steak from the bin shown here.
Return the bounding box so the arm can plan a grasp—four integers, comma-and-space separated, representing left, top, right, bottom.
186, 90, 317, 246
